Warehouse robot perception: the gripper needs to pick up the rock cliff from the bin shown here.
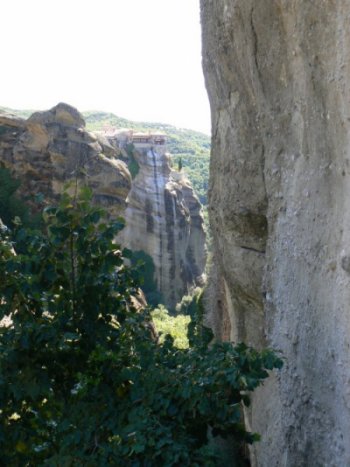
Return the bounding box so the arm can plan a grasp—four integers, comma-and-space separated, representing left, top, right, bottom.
118, 145, 206, 309
201, 1, 350, 465
0, 103, 206, 309
0, 103, 131, 217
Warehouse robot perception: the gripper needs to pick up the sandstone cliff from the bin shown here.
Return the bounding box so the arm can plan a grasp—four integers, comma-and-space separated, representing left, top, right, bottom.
0, 103, 131, 217
201, 1, 350, 465
0, 103, 206, 309
117, 144, 206, 309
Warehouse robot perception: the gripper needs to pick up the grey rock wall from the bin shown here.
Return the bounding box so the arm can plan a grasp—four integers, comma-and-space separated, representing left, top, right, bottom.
201, 1, 350, 465
119, 147, 206, 309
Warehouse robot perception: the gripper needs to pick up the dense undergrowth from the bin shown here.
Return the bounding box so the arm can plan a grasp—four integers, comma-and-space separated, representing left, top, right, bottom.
0, 189, 282, 465
151, 305, 191, 349
0, 166, 42, 230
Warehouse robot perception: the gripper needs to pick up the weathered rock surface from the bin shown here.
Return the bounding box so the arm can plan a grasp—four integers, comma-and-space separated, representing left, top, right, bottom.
201, 1, 350, 465
118, 146, 206, 309
0, 103, 131, 217
0, 103, 206, 309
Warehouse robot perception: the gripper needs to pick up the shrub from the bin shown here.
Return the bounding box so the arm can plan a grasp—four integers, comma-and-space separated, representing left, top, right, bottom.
125, 143, 140, 179
130, 249, 163, 307
151, 305, 190, 349
0, 188, 283, 465
0, 166, 42, 230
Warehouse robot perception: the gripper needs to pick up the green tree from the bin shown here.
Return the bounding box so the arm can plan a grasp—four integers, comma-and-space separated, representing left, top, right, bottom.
151, 304, 190, 349
0, 165, 42, 230
130, 249, 163, 306
125, 143, 140, 179
0, 189, 282, 465
0, 166, 28, 228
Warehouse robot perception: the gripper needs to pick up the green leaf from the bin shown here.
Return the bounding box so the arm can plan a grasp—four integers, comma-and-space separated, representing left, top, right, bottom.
0, 187, 282, 465
78, 186, 93, 201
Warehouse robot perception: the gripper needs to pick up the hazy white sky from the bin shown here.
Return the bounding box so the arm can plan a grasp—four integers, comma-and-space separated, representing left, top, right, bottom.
1, 0, 211, 134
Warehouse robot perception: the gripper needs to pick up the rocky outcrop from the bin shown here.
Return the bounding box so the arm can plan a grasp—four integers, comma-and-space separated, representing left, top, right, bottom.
0, 103, 131, 217
201, 1, 350, 466
0, 103, 206, 309
118, 145, 206, 309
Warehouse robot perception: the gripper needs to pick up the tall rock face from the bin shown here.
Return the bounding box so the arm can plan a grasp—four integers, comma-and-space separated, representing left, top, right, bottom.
201, 1, 350, 466
0, 104, 206, 309
0, 103, 131, 217
118, 144, 206, 309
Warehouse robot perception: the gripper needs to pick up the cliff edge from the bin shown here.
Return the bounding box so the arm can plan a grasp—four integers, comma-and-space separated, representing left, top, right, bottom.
201, 1, 350, 465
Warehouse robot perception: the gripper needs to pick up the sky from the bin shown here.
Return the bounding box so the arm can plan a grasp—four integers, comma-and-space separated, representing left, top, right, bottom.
1, 0, 211, 134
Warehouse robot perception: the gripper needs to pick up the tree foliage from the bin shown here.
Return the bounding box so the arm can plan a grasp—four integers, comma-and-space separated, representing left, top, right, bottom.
125, 143, 140, 179
130, 249, 163, 307
151, 305, 190, 349
0, 166, 39, 230
0, 189, 282, 465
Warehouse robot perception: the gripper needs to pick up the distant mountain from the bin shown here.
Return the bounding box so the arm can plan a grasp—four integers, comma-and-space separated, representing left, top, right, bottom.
0, 106, 210, 206
0, 106, 35, 119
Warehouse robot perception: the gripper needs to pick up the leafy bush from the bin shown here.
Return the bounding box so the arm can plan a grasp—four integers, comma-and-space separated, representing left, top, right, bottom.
130, 249, 163, 307
125, 143, 140, 179
175, 287, 203, 316
151, 305, 190, 349
0, 189, 283, 465
0, 166, 41, 229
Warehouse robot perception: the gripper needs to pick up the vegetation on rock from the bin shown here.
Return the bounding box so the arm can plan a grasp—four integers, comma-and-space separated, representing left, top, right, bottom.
0, 106, 210, 206
81, 111, 210, 207
82, 110, 211, 240
125, 143, 140, 179
0, 166, 41, 230
151, 305, 191, 349
0, 105, 211, 241
130, 249, 163, 307
0, 189, 282, 465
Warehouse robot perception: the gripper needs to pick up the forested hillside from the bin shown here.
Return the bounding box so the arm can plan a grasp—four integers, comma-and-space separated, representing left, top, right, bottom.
84, 111, 210, 206
0, 106, 34, 119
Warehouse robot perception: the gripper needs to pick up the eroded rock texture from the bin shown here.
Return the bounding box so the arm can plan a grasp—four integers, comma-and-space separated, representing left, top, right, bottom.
201, 1, 350, 465
0, 103, 131, 217
0, 103, 206, 309
118, 147, 206, 309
